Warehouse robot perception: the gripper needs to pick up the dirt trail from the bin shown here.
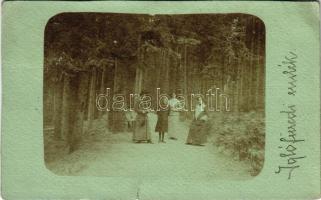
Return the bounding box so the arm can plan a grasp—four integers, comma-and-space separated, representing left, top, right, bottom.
46, 113, 251, 180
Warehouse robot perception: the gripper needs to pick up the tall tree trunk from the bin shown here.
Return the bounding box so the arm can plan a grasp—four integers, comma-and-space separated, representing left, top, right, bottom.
134, 36, 143, 96
69, 73, 89, 153
184, 44, 188, 96
114, 58, 118, 93
166, 49, 170, 92
53, 75, 64, 139
234, 58, 241, 112
155, 50, 162, 90
239, 58, 244, 112
255, 21, 263, 110
183, 44, 190, 115
87, 67, 97, 125
134, 65, 143, 95
249, 17, 256, 111
60, 73, 71, 140
94, 69, 102, 119
98, 67, 106, 118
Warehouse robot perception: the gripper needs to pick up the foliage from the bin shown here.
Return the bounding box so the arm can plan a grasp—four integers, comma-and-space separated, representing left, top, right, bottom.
44, 13, 264, 79
208, 111, 265, 176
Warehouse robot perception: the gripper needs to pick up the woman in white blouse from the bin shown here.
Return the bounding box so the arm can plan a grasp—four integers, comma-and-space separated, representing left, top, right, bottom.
168, 93, 181, 140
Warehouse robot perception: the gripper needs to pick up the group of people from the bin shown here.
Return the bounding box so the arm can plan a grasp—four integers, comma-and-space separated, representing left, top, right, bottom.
126, 92, 209, 146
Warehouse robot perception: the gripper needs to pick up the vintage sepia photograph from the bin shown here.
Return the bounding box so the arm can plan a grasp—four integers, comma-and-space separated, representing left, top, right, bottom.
43, 13, 265, 179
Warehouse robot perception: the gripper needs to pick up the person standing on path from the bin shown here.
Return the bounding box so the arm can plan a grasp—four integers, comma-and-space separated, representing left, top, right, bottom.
133, 91, 153, 143
186, 96, 209, 146
168, 93, 182, 140
155, 97, 169, 143
125, 107, 136, 138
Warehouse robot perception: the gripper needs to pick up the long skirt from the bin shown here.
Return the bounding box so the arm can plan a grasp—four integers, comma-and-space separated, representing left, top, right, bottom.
155, 111, 169, 132
186, 119, 208, 145
168, 112, 180, 138
133, 113, 151, 142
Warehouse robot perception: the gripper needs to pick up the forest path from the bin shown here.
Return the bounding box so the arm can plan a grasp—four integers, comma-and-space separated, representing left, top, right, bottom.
47, 113, 252, 180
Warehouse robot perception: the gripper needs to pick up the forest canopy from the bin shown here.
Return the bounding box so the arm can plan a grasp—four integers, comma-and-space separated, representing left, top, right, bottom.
44, 13, 265, 129
45, 13, 265, 81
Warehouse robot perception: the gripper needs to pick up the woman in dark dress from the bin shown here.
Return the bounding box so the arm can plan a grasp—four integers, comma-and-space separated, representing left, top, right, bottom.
155, 110, 169, 143
155, 98, 169, 143
186, 97, 209, 146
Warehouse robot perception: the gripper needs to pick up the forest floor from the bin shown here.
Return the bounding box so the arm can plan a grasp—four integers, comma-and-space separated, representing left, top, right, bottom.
46, 113, 252, 180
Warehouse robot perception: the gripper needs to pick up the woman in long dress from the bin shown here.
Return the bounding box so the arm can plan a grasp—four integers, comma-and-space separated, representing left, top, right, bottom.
125, 108, 136, 133
133, 92, 153, 143
186, 97, 209, 146
168, 93, 181, 140
155, 98, 169, 143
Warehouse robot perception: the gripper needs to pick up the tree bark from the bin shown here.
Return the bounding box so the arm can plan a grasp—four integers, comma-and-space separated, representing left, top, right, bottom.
134, 36, 143, 96
60, 73, 71, 140
255, 21, 263, 110
69, 73, 89, 153
87, 67, 97, 125
98, 67, 106, 118
53, 75, 64, 139
184, 44, 188, 97
249, 17, 256, 111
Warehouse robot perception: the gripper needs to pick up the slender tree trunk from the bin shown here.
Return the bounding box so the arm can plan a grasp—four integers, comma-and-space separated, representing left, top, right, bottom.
134, 36, 143, 96
249, 17, 256, 111
98, 67, 106, 118
53, 75, 64, 139
259, 55, 265, 110
60, 73, 71, 140
235, 58, 241, 112
221, 55, 226, 94
113, 58, 118, 93
87, 67, 97, 125
166, 49, 170, 92
255, 22, 262, 110
69, 73, 88, 153
134, 64, 143, 96
239, 58, 244, 112
183, 44, 190, 116
184, 44, 188, 96
155, 50, 162, 90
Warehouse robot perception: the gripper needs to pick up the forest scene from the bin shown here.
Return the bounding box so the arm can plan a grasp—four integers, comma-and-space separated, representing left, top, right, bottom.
44, 13, 265, 178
